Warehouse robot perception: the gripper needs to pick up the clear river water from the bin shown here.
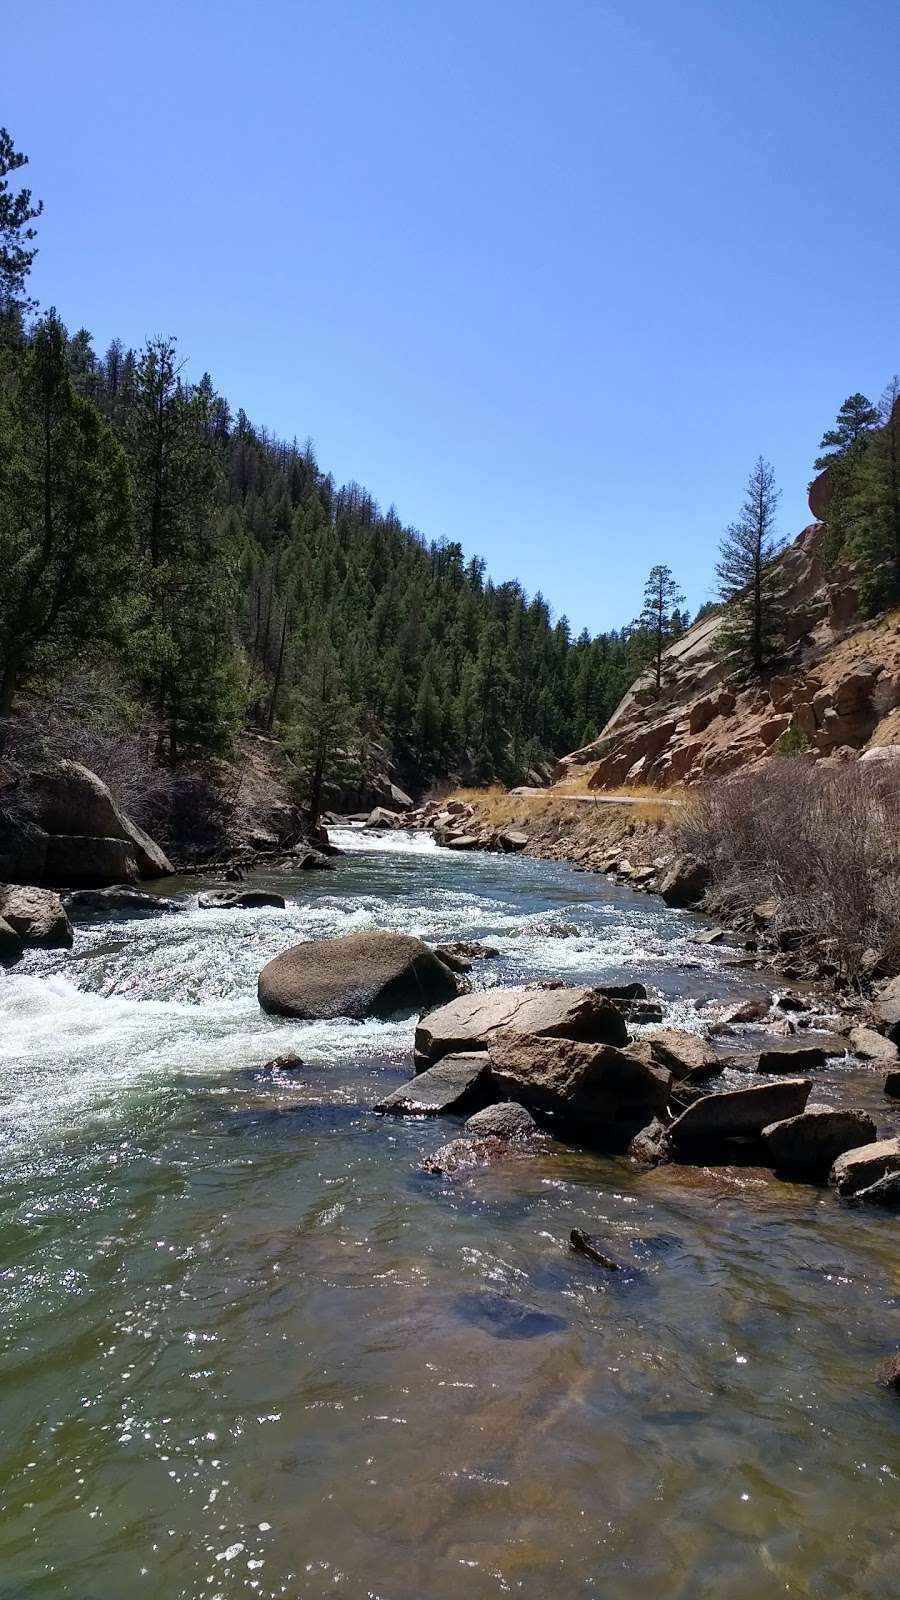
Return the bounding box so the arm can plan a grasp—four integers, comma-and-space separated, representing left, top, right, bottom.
0, 828, 898, 1599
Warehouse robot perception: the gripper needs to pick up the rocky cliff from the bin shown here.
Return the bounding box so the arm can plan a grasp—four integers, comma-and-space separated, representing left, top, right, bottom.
559, 497, 900, 790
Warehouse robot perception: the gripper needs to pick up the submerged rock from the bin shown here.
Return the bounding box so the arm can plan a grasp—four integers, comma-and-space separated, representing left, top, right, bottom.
375, 1054, 493, 1116
421, 1134, 536, 1176
668, 1078, 812, 1154
570, 1229, 622, 1270
464, 1101, 538, 1139
64, 886, 181, 916
434, 940, 499, 966
876, 1352, 900, 1390
488, 1032, 670, 1133
199, 889, 286, 910
829, 1138, 900, 1197
415, 984, 628, 1066
258, 929, 461, 1020
0, 885, 72, 949
762, 1104, 877, 1178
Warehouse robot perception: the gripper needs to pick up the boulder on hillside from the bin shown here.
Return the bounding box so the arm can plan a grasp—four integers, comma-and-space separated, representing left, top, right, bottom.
829, 1138, 900, 1196
258, 929, 461, 1020
0, 884, 73, 949
414, 984, 629, 1067
640, 1028, 720, 1080
762, 1104, 877, 1178
26, 760, 172, 879
199, 889, 286, 910
0, 916, 23, 963
374, 1053, 493, 1116
43, 834, 140, 887
658, 856, 711, 908
464, 1102, 538, 1139
668, 1078, 812, 1154
487, 1032, 670, 1134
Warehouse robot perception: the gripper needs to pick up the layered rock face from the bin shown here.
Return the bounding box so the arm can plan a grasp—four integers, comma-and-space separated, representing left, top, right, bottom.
558, 513, 900, 790
0, 760, 172, 886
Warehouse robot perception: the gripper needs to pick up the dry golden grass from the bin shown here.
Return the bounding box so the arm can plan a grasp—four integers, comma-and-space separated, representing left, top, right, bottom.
444, 781, 678, 830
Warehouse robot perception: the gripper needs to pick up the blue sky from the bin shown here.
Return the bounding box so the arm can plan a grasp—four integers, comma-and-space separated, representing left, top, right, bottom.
6, 0, 899, 632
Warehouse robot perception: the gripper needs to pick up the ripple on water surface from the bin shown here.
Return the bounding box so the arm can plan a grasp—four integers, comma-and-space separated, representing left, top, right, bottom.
0, 833, 898, 1598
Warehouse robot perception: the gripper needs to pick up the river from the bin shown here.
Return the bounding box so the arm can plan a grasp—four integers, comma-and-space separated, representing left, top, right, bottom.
0, 828, 897, 1598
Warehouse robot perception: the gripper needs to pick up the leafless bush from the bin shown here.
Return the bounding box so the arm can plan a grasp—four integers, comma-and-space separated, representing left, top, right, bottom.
0, 674, 236, 862
676, 758, 900, 977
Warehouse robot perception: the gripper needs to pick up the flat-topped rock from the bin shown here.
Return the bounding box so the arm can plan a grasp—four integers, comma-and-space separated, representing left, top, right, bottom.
668, 1078, 812, 1153
259, 929, 461, 1020
829, 1138, 900, 1196
757, 1044, 827, 1074
374, 1054, 493, 1117
762, 1104, 877, 1178
414, 984, 628, 1066
488, 1032, 670, 1132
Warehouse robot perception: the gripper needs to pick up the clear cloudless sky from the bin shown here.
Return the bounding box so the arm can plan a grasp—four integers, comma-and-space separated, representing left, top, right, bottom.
5, 0, 899, 631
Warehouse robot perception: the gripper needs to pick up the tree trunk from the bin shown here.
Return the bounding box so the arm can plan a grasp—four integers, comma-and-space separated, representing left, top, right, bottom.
266, 605, 289, 732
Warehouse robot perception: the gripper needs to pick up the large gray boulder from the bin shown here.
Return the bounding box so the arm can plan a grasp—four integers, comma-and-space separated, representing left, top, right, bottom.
43, 834, 139, 887
658, 855, 711, 907
0, 884, 73, 948
414, 984, 628, 1067
829, 1138, 900, 1196
374, 1054, 493, 1116
762, 1104, 877, 1178
258, 929, 461, 1020
668, 1078, 812, 1153
487, 1032, 670, 1132
26, 760, 172, 879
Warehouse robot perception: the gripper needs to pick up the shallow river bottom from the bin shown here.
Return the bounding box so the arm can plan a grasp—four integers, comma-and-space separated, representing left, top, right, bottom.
0, 831, 898, 1598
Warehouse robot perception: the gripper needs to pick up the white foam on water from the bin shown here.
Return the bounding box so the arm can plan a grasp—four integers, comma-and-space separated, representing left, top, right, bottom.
0, 970, 411, 1149
327, 825, 439, 854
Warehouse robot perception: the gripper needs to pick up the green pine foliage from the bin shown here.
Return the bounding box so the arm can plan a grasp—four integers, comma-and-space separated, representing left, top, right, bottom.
716, 456, 784, 674
818, 381, 900, 612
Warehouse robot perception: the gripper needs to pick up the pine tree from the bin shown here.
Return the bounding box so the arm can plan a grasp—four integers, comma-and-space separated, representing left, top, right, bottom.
0, 313, 132, 717
815, 393, 880, 469
716, 457, 784, 674
0, 127, 42, 320
634, 564, 686, 696
839, 378, 900, 611
285, 633, 361, 828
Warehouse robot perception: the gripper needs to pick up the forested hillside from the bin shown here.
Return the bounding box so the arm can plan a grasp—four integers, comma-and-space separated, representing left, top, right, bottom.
0, 130, 660, 801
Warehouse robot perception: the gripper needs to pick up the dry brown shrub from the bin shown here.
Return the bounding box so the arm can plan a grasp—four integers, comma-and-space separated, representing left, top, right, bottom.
676, 758, 900, 975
